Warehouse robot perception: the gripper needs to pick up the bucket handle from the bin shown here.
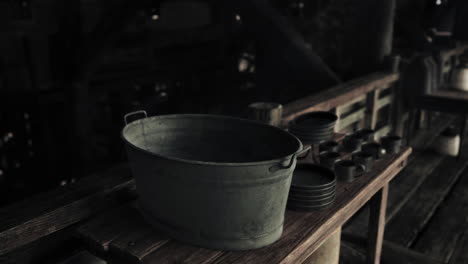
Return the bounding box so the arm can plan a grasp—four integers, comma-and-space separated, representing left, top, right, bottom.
124, 110, 148, 125
270, 145, 311, 172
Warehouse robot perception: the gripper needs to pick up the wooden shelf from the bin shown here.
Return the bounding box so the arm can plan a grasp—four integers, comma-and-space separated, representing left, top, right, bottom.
76, 147, 412, 264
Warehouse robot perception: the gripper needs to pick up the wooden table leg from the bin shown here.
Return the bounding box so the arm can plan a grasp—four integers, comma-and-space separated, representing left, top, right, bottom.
406, 109, 416, 145
367, 184, 389, 264
458, 114, 468, 160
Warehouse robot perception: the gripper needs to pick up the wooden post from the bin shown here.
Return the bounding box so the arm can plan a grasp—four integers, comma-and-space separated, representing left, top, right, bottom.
334, 107, 342, 132
366, 89, 380, 130
367, 184, 389, 264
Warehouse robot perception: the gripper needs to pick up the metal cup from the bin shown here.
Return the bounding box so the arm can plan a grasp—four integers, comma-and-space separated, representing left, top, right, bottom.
352, 151, 374, 172
319, 140, 340, 153
362, 142, 386, 159
381, 135, 403, 154
335, 160, 366, 182
248, 102, 283, 127
344, 135, 364, 152
355, 128, 375, 143
319, 151, 341, 170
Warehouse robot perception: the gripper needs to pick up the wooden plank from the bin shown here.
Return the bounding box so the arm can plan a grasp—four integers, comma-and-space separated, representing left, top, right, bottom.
439, 44, 468, 60
74, 149, 410, 264
0, 164, 135, 256
432, 89, 468, 101
58, 251, 106, 264
338, 108, 366, 131
207, 148, 411, 264
384, 141, 468, 247
448, 229, 468, 264
366, 185, 388, 264
339, 95, 367, 113
340, 242, 366, 264
413, 94, 468, 114
77, 204, 139, 256
374, 125, 391, 140
282, 73, 400, 124
341, 233, 444, 264
376, 95, 392, 111
366, 90, 380, 130
301, 228, 341, 264
108, 205, 170, 264
344, 115, 455, 235
412, 167, 468, 262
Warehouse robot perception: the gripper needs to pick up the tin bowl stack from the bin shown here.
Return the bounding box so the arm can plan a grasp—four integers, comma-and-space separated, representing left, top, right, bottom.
287, 164, 337, 211
288, 111, 338, 145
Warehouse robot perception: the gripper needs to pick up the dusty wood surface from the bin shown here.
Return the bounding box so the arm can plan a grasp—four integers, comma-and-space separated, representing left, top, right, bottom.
366, 89, 380, 130
413, 94, 468, 114
384, 141, 468, 247
341, 233, 444, 264
412, 167, 468, 262
75, 148, 411, 264
282, 72, 399, 124
344, 115, 455, 235
339, 242, 366, 264
366, 185, 388, 264
448, 229, 468, 264
0, 164, 134, 256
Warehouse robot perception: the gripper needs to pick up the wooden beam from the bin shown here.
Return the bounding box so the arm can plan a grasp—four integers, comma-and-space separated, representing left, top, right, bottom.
282, 72, 399, 124
367, 185, 388, 264
412, 167, 468, 262
374, 125, 391, 140
338, 108, 366, 131
385, 140, 468, 247
0, 165, 135, 256
342, 233, 445, 264
366, 89, 380, 130
376, 95, 392, 111
344, 115, 455, 236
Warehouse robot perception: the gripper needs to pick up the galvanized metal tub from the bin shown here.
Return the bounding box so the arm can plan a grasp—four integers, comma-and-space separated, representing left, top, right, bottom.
122, 111, 309, 250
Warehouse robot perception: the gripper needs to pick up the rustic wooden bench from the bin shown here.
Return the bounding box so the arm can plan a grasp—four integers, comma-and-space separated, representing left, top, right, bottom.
76, 147, 411, 264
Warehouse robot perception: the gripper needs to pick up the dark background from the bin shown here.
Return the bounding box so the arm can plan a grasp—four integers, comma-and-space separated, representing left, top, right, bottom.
0, 0, 463, 205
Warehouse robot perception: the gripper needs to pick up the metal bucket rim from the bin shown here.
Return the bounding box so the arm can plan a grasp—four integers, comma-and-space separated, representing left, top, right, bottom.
122, 113, 304, 167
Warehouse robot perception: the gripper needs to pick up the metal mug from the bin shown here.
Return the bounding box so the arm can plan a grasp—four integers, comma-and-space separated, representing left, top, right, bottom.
362, 142, 386, 160
248, 102, 283, 127
335, 160, 366, 182
355, 129, 375, 143
319, 140, 340, 153
319, 151, 341, 170
352, 151, 374, 172
343, 135, 364, 152
381, 135, 403, 154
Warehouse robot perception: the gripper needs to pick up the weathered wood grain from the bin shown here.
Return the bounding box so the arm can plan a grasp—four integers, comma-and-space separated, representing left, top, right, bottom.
338, 108, 366, 131
58, 250, 106, 264
74, 149, 410, 264
0, 164, 135, 256
366, 185, 388, 264
448, 229, 468, 264
109, 208, 170, 264
341, 233, 444, 264
340, 242, 366, 264
344, 115, 455, 235
209, 148, 411, 264
77, 204, 139, 256
384, 141, 468, 247
282, 72, 399, 123
412, 167, 468, 262
366, 89, 379, 130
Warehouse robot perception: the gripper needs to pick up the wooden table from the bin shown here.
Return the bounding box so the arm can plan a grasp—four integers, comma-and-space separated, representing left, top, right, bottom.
408, 87, 468, 158
76, 147, 412, 264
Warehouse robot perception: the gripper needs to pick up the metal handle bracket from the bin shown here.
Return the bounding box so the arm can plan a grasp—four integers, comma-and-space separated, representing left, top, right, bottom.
124, 110, 148, 125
